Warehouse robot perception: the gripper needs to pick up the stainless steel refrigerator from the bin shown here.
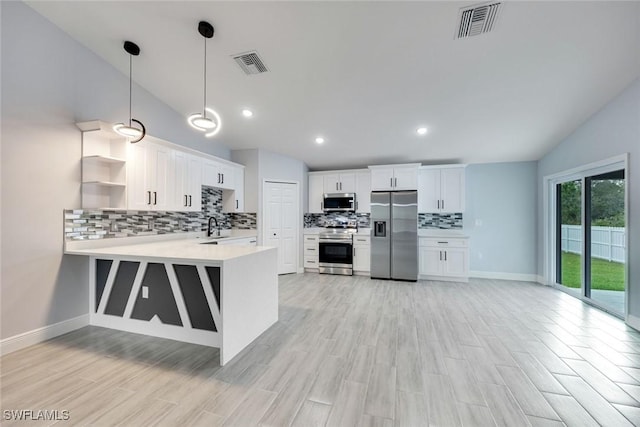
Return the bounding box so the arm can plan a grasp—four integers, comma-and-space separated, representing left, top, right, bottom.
370, 191, 418, 281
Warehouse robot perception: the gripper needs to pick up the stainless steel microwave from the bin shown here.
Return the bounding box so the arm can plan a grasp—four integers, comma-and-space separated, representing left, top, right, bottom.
323, 193, 356, 213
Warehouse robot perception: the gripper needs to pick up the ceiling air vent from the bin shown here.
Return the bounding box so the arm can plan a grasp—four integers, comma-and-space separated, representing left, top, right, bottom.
456, 2, 502, 39
233, 51, 268, 75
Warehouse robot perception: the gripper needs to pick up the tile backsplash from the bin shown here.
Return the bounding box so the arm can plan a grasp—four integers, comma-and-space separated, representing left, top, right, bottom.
418, 213, 463, 229
304, 213, 370, 228
303, 212, 463, 229
65, 187, 256, 240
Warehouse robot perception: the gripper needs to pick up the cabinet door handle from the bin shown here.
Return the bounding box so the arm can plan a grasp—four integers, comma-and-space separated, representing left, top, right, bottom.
439, 251, 443, 261
153, 192, 157, 205
356, 201, 358, 211
184, 195, 188, 207
390, 177, 393, 188
189, 195, 192, 207
321, 202, 323, 210
147, 191, 151, 205
249, 240, 256, 244
444, 251, 447, 261
236, 200, 238, 209
221, 173, 224, 184
394, 177, 397, 187
340, 182, 342, 191
442, 199, 444, 210
217, 173, 220, 184
437, 200, 440, 209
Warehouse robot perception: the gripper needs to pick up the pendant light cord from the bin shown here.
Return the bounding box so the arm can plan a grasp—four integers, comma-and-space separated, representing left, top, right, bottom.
203, 36, 207, 118
129, 55, 133, 127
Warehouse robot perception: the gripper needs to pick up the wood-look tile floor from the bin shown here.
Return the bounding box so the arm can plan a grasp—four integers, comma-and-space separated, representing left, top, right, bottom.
2, 274, 640, 426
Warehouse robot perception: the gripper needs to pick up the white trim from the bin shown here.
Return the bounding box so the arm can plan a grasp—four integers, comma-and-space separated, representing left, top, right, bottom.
90, 314, 220, 348
542, 153, 629, 317
468, 271, 539, 283
165, 262, 191, 329
123, 261, 147, 319
420, 274, 469, 283
543, 154, 628, 181
262, 179, 300, 275
96, 259, 120, 314
0, 314, 89, 356
197, 264, 222, 334
627, 315, 640, 332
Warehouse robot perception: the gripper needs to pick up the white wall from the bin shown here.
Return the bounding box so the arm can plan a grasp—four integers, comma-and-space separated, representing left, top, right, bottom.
0, 2, 232, 341
537, 78, 640, 325
464, 162, 538, 279
232, 148, 308, 271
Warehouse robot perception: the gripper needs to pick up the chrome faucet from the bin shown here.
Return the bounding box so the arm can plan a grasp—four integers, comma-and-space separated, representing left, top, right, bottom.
207, 216, 220, 237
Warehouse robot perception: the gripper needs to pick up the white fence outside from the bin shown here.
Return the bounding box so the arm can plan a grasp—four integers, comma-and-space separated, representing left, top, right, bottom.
561, 224, 626, 263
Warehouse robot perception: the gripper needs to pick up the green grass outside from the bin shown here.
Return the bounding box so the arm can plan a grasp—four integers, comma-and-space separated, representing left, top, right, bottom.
560, 251, 625, 291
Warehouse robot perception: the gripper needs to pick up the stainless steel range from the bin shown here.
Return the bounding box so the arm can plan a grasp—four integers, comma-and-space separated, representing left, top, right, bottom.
318, 218, 357, 276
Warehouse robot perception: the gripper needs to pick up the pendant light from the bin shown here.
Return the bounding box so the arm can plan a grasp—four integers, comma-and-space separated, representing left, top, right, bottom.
187, 21, 222, 137
113, 41, 146, 143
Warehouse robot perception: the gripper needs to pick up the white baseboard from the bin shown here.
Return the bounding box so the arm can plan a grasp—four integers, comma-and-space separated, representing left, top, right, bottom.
0, 314, 89, 356
627, 315, 640, 332
469, 271, 540, 283
535, 275, 547, 285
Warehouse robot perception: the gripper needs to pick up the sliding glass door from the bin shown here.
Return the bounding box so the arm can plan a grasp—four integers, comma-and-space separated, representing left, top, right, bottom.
556, 179, 583, 293
587, 170, 625, 313
553, 167, 626, 316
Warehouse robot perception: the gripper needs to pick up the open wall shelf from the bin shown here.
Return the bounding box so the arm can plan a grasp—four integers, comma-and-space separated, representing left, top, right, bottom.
78, 121, 128, 209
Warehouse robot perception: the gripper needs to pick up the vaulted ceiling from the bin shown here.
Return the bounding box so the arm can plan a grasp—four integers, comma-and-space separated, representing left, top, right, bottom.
26, 1, 640, 170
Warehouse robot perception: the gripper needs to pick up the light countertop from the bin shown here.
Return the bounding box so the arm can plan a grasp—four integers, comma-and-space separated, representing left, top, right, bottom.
64, 230, 267, 264
418, 229, 469, 238
303, 227, 371, 235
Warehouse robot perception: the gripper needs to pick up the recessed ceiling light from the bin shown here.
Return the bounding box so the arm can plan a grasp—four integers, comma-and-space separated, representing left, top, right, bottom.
242, 109, 253, 118
416, 127, 428, 136
315, 137, 325, 144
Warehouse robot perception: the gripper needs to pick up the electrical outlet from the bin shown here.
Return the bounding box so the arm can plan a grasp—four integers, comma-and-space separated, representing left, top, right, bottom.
142, 286, 149, 299
475, 219, 483, 226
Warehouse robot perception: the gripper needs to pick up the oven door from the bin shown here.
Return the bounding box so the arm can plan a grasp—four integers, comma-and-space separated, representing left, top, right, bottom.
318, 239, 353, 275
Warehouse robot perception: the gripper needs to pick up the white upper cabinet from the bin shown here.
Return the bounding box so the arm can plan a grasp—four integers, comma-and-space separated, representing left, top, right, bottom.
418, 166, 466, 213
308, 174, 325, 213
323, 173, 356, 193
222, 165, 245, 213
124, 133, 243, 212
355, 171, 371, 213
309, 169, 367, 213
174, 151, 202, 212
203, 159, 235, 190
369, 164, 420, 191
127, 139, 173, 211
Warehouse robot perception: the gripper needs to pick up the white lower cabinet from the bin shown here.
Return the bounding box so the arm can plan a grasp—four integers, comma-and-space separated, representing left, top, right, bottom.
419, 237, 469, 282
304, 234, 319, 269
352, 235, 371, 273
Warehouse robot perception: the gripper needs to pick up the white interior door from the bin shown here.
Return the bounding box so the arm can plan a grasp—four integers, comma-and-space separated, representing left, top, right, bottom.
263, 181, 298, 275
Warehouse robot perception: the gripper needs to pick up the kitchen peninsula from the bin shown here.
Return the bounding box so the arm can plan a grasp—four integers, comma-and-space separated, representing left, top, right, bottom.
65, 235, 277, 365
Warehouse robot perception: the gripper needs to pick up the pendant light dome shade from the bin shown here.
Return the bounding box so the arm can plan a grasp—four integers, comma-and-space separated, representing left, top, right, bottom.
114, 41, 146, 143
187, 21, 222, 138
